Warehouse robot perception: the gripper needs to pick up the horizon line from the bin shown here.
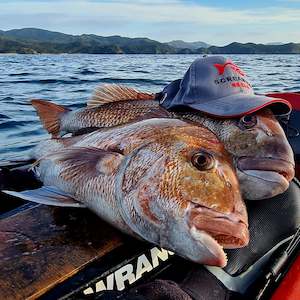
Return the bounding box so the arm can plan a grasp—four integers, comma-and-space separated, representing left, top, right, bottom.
1, 27, 298, 47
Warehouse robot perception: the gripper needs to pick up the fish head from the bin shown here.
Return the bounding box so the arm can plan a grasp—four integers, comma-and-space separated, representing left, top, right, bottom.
220, 108, 295, 200
117, 123, 248, 267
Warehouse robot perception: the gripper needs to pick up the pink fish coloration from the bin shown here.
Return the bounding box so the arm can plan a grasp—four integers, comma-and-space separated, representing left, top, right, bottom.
31, 84, 295, 200
5, 119, 249, 267
31, 84, 161, 138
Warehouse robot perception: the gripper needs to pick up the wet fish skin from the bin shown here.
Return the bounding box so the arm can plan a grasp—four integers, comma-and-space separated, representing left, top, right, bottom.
176, 108, 295, 200
29, 118, 249, 267
61, 100, 170, 134
31, 84, 294, 200
31, 85, 160, 137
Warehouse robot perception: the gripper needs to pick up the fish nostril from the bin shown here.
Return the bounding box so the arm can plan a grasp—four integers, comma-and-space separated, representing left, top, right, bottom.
226, 181, 232, 188
266, 130, 273, 137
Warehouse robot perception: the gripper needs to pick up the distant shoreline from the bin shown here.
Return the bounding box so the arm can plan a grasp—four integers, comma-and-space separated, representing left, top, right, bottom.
1, 53, 300, 55
1, 28, 300, 54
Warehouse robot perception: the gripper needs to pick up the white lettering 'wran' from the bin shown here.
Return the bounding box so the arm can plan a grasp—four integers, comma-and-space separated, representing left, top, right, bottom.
135, 254, 153, 281
115, 264, 136, 291
83, 247, 174, 295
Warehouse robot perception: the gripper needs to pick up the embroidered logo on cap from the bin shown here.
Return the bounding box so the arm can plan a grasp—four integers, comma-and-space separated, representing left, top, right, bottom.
214, 60, 251, 91
214, 62, 245, 76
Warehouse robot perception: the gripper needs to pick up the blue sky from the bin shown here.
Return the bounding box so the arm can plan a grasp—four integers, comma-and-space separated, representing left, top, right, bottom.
1, 0, 300, 45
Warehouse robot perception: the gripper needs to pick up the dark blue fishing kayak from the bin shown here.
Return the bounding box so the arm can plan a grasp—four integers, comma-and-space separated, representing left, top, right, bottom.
0, 92, 299, 300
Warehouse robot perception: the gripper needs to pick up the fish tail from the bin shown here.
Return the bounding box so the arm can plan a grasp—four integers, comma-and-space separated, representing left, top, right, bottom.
31, 99, 70, 138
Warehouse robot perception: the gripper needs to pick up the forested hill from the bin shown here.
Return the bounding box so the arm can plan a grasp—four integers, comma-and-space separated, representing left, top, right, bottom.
0, 28, 299, 54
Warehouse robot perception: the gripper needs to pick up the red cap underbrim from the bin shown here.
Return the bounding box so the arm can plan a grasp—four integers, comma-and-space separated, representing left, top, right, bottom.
267, 93, 300, 111
188, 94, 292, 118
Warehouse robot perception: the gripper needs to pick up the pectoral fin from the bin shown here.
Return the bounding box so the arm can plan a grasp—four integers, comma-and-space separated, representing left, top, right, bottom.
3, 186, 85, 207
3, 147, 125, 207
49, 146, 125, 178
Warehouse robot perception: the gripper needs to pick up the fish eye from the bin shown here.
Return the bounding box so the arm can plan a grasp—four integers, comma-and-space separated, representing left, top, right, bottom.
240, 114, 257, 129
192, 151, 215, 171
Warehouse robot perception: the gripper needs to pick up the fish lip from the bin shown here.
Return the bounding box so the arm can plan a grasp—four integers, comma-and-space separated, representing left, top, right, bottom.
187, 203, 249, 251
190, 226, 228, 267
237, 157, 295, 182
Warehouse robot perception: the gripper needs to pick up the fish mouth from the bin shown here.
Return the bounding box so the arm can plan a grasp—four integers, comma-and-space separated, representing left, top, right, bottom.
188, 204, 249, 267
237, 157, 295, 184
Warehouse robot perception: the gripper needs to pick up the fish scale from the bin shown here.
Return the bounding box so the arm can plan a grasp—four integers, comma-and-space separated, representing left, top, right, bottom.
31, 84, 295, 200
4, 118, 249, 267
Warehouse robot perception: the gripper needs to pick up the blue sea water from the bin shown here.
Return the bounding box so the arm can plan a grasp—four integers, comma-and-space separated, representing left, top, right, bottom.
0, 54, 299, 162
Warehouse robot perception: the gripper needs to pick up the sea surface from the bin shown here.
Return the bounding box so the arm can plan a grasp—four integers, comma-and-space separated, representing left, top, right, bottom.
0, 54, 299, 162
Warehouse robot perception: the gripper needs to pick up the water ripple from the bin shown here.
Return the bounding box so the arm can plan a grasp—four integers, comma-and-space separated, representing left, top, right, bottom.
9, 72, 32, 76
0, 54, 299, 161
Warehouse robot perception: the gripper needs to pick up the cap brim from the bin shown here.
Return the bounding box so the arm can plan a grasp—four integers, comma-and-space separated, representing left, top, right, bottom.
188, 94, 292, 118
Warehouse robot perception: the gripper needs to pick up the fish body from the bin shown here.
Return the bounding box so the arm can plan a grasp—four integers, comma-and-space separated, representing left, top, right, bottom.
31, 85, 160, 137
6, 118, 249, 267
62, 100, 170, 135
176, 109, 295, 200
31, 85, 295, 200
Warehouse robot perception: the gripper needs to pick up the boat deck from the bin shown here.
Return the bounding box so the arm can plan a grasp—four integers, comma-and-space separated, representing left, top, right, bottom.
0, 201, 124, 299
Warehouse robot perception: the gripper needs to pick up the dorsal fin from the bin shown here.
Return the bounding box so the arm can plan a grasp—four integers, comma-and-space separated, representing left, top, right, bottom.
87, 84, 155, 107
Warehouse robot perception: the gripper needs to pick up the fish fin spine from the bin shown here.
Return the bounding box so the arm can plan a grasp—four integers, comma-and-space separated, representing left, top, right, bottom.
47, 146, 124, 179
2, 186, 85, 207
31, 99, 70, 138
87, 84, 155, 107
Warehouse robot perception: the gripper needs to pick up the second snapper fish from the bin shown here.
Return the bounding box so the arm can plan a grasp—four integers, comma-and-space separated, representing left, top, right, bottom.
31, 84, 295, 200
4, 119, 249, 267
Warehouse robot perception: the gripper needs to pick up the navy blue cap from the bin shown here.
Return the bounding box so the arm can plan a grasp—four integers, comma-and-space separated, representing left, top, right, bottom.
159, 56, 291, 118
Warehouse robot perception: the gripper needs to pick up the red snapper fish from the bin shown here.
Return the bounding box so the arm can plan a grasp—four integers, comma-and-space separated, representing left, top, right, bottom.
4, 118, 249, 267
31, 84, 295, 200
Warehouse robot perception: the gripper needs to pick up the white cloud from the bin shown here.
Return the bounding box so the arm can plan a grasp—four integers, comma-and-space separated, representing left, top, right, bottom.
1, 0, 300, 24
277, 0, 300, 2
0, 0, 299, 43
